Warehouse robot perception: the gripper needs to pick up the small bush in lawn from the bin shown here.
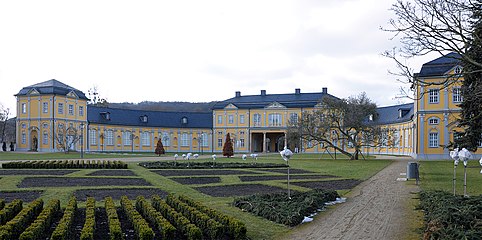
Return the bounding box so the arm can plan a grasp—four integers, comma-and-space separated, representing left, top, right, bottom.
233, 189, 339, 226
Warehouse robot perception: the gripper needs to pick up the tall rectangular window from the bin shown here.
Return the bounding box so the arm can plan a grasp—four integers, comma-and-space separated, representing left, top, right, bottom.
89, 129, 97, 145
201, 133, 209, 147
429, 132, 439, 148
290, 113, 298, 125
217, 115, 223, 124
79, 106, 84, 116
43, 102, 49, 113
268, 113, 282, 126
428, 89, 439, 103
123, 131, 132, 146
22, 103, 26, 114
105, 130, 113, 145
393, 130, 400, 147
404, 129, 409, 147
228, 115, 234, 124
43, 132, 48, 145
240, 138, 245, 148
22, 132, 26, 144
453, 87, 462, 103
239, 115, 245, 124
181, 133, 189, 146
58, 103, 64, 114
253, 114, 261, 126
141, 132, 150, 146
162, 133, 170, 146
218, 138, 223, 147
68, 104, 74, 115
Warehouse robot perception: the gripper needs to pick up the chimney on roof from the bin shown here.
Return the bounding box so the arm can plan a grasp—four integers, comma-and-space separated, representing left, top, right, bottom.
261, 90, 266, 96
322, 87, 327, 94
295, 88, 301, 94
235, 91, 241, 97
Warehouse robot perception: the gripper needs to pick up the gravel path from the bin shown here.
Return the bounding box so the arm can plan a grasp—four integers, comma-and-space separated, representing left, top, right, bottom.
284, 156, 419, 240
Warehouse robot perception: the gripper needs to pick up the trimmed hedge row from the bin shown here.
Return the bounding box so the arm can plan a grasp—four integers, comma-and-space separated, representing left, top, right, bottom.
135, 196, 176, 239
2, 160, 128, 169
151, 195, 202, 240
0, 199, 23, 225
0, 199, 4, 211
51, 196, 77, 240
19, 199, 61, 240
139, 161, 288, 169
166, 194, 224, 240
419, 191, 482, 239
104, 197, 123, 240
0, 198, 44, 240
120, 196, 154, 240
178, 194, 247, 240
80, 197, 96, 240
234, 189, 340, 226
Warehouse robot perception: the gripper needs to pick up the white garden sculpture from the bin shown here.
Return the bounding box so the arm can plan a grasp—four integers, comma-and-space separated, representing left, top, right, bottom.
449, 148, 459, 195
280, 146, 293, 199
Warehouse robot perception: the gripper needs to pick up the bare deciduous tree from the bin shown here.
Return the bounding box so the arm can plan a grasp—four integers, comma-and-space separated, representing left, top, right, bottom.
51, 124, 81, 153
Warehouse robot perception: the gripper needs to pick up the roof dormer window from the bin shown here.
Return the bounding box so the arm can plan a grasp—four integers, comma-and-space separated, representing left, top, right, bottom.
368, 114, 373, 121
140, 115, 148, 123
101, 112, 111, 121
454, 66, 462, 74
181, 117, 188, 125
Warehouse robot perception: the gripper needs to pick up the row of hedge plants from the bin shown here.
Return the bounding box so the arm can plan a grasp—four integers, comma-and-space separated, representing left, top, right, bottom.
135, 196, 176, 239
419, 191, 482, 239
0, 198, 44, 239
0, 199, 5, 211
19, 199, 60, 240
233, 189, 340, 226
166, 194, 224, 240
51, 196, 77, 240
105, 197, 123, 240
80, 197, 95, 240
139, 161, 288, 169
178, 194, 247, 240
0, 199, 23, 225
151, 195, 202, 240
2, 160, 128, 169
120, 196, 155, 240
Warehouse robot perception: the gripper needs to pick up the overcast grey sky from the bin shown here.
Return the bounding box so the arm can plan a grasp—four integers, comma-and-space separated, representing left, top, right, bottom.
0, 0, 439, 116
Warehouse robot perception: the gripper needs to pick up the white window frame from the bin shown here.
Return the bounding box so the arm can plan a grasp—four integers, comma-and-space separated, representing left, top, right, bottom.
162, 133, 170, 146
453, 87, 462, 103
290, 113, 298, 125
253, 114, 261, 126
22, 103, 26, 114
228, 115, 234, 124
201, 133, 209, 147
428, 89, 439, 103
268, 113, 282, 126
89, 129, 97, 145
79, 106, 84, 116
181, 133, 189, 147
428, 118, 439, 125
43, 131, 48, 145
217, 115, 223, 124
123, 131, 132, 146
239, 115, 245, 124
141, 132, 150, 146
429, 132, 439, 148
43, 102, 48, 113
105, 130, 114, 146
22, 132, 26, 144
58, 103, 64, 114
218, 138, 223, 147
68, 104, 74, 115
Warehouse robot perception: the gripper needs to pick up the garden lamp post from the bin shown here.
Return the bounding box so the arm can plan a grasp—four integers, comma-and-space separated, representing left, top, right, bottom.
458, 148, 472, 197
449, 148, 459, 196
80, 123, 84, 159
280, 146, 293, 199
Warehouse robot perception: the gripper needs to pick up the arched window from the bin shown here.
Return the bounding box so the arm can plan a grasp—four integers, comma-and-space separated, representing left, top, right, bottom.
181, 117, 188, 125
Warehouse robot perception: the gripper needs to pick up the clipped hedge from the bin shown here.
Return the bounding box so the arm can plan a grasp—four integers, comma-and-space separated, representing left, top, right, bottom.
166, 194, 224, 240
51, 196, 77, 240
139, 161, 288, 169
178, 194, 247, 240
19, 199, 60, 240
234, 189, 339, 226
151, 195, 202, 240
2, 160, 128, 169
0, 199, 23, 225
105, 197, 123, 240
0, 198, 44, 240
136, 196, 176, 239
419, 191, 482, 239
120, 196, 154, 240
80, 197, 96, 240
0, 199, 5, 211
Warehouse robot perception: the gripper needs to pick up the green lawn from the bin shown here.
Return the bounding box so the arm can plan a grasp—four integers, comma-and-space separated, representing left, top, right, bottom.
419, 160, 482, 196
0, 152, 392, 239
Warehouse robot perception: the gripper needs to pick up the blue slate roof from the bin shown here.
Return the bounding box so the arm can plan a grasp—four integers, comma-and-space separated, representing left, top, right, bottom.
87, 106, 213, 129
15, 79, 89, 100
212, 91, 338, 109
417, 52, 461, 77
373, 103, 414, 125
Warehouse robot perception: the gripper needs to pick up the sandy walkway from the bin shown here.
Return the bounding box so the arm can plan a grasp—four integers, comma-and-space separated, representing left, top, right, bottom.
283, 156, 419, 240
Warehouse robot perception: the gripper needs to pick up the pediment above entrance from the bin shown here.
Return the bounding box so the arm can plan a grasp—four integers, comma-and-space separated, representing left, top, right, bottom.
265, 102, 286, 109
67, 90, 79, 98
224, 103, 238, 109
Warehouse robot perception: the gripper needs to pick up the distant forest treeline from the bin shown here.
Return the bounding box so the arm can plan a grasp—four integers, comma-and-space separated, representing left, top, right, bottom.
104, 101, 218, 113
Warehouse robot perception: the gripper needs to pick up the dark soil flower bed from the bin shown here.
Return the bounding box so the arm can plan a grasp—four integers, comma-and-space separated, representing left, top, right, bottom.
140, 161, 288, 169
18, 177, 152, 188
152, 169, 255, 176
291, 179, 362, 190
0, 169, 78, 175
0, 190, 43, 202
170, 176, 221, 185
87, 170, 137, 176
74, 188, 168, 201
258, 168, 317, 174
195, 184, 286, 197
239, 174, 338, 182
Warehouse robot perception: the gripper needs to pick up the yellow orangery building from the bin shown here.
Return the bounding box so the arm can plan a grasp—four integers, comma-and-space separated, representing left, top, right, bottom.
14, 53, 479, 159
